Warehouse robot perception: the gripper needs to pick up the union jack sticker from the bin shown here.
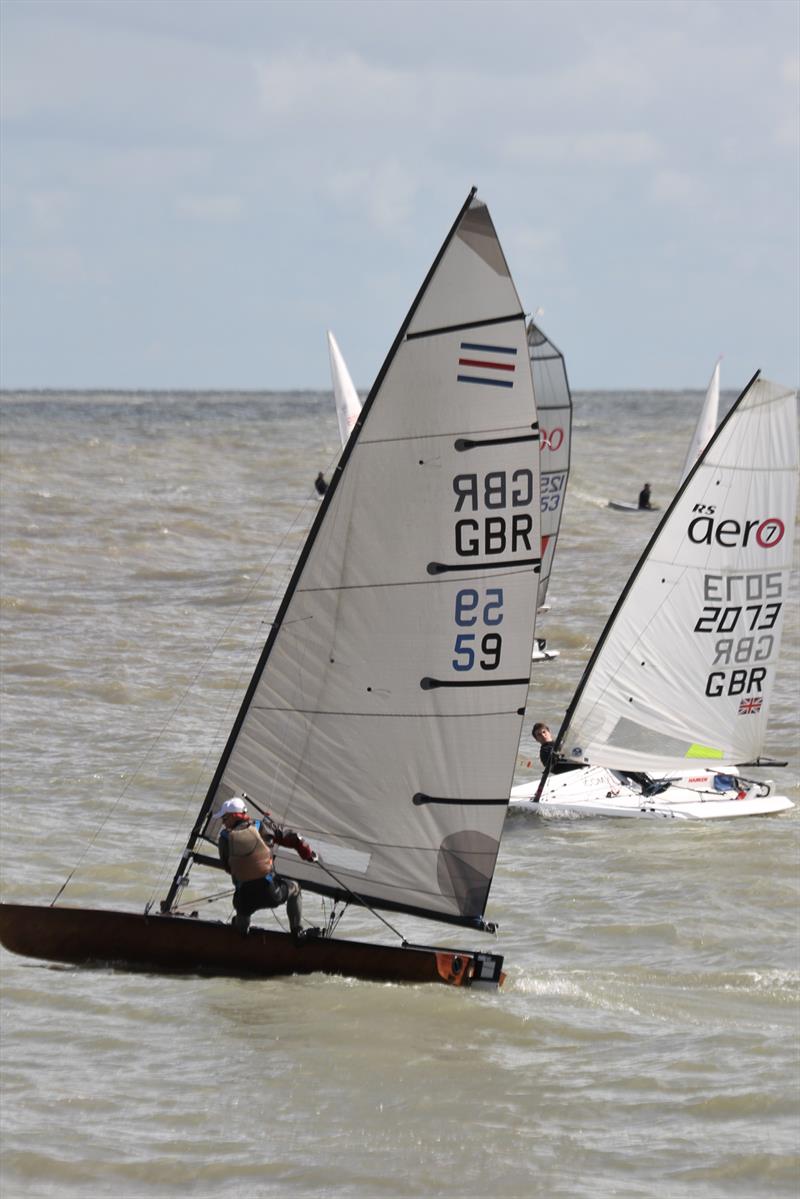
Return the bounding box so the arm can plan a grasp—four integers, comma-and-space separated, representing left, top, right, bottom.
738, 696, 762, 715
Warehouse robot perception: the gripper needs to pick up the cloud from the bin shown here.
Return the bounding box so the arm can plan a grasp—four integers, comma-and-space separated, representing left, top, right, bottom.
175, 194, 244, 223
649, 169, 710, 209
324, 162, 419, 233
254, 49, 411, 122
23, 189, 75, 236
781, 54, 800, 87
17, 244, 96, 284
503, 131, 659, 168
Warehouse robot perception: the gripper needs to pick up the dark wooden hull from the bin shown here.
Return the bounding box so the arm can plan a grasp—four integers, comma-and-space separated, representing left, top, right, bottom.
0, 904, 505, 989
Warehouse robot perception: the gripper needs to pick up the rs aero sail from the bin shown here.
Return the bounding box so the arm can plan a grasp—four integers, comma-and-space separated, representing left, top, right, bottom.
328, 316, 572, 667
0, 190, 542, 986
511, 373, 798, 820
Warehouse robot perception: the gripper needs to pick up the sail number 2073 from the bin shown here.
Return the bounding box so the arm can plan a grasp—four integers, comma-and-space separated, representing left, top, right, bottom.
452, 588, 503, 671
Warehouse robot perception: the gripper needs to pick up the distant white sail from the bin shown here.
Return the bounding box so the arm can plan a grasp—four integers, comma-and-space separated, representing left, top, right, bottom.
528, 320, 572, 609
680, 358, 721, 484
327, 330, 362, 447
202, 192, 542, 927
557, 375, 798, 774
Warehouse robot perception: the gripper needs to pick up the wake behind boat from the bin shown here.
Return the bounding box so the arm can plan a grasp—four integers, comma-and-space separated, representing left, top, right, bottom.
0, 189, 543, 986
512, 372, 798, 820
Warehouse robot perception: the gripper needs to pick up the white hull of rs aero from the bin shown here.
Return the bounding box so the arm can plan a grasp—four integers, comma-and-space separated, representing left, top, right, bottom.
508, 766, 794, 820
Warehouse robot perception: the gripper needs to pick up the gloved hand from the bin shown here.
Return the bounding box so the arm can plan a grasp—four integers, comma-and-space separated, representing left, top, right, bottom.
276, 828, 317, 862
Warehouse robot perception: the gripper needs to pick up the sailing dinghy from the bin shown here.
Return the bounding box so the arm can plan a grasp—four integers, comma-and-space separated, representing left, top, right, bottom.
511, 373, 798, 820
0, 189, 542, 986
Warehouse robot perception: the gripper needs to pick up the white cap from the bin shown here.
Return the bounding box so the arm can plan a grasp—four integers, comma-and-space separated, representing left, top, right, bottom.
213, 796, 248, 820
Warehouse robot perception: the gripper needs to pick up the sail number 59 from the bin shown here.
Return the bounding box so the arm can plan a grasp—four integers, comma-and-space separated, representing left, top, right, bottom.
452, 588, 503, 671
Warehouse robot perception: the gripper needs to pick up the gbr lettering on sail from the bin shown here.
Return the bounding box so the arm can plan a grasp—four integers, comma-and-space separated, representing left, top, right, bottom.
689, 503, 786, 701
447, 468, 536, 676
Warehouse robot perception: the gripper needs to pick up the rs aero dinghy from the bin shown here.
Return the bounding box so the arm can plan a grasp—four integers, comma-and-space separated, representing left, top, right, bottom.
511, 373, 798, 820
0, 189, 544, 986
328, 316, 571, 665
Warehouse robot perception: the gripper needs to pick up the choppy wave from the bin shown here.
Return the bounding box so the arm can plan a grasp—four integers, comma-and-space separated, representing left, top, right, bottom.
1, 390, 798, 1199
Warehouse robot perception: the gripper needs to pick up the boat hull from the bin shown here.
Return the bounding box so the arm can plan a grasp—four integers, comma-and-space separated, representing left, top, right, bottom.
0, 904, 504, 989
607, 500, 660, 513
531, 647, 559, 662
508, 767, 795, 821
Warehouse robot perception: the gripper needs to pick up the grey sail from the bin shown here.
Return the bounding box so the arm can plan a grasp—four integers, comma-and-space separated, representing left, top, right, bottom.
178, 191, 542, 928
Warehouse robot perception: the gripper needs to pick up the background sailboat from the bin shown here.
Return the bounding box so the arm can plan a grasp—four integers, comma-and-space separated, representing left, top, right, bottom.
527, 317, 572, 661
511, 373, 798, 819
1, 189, 542, 984
608, 359, 722, 512
327, 329, 361, 447
679, 356, 721, 484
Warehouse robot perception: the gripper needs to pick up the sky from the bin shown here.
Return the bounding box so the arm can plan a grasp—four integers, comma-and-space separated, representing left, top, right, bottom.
1, 0, 798, 391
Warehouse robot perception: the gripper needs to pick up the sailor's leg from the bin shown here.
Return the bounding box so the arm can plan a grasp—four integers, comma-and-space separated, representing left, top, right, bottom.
232, 885, 253, 933
285, 880, 302, 937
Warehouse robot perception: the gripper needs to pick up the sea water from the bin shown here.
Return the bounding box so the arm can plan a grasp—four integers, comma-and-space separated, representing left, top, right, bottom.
1, 390, 798, 1199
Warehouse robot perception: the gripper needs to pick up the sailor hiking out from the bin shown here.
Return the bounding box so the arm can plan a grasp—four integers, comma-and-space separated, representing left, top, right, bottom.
215, 796, 318, 940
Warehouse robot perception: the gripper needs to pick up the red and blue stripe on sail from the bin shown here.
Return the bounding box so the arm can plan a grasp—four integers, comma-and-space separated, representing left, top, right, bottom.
457, 341, 517, 388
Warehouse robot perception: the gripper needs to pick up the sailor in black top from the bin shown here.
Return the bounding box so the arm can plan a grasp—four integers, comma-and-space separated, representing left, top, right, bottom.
532, 723, 585, 774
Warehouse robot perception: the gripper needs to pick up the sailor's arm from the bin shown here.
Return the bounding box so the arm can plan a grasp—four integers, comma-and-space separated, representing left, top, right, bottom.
265, 822, 317, 862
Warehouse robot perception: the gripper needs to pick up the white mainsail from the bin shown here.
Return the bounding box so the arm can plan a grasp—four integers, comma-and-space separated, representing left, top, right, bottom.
327, 330, 362, 447
557, 374, 798, 774
528, 320, 572, 608
680, 358, 721, 484
201, 191, 541, 927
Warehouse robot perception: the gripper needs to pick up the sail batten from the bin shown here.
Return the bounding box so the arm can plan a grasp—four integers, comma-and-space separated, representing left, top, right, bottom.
406, 312, 525, 340
178, 191, 540, 927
